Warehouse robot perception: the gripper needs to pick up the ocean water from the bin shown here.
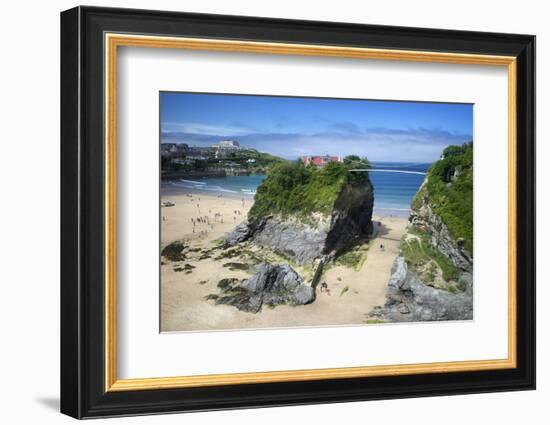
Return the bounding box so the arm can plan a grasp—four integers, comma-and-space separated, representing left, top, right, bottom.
164, 174, 265, 197
162, 162, 430, 217
368, 162, 429, 217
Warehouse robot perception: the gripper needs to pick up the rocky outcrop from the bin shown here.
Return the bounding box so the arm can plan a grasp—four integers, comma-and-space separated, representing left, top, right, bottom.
223, 220, 253, 246
209, 263, 315, 313
368, 257, 473, 322
161, 240, 187, 262
225, 217, 329, 265
224, 180, 374, 265
410, 187, 472, 273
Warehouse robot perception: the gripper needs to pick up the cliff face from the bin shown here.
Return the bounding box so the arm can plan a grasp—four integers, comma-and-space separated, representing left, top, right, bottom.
225, 161, 374, 266
410, 180, 473, 273
325, 180, 374, 255
368, 143, 474, 323
409, 142, 473, 273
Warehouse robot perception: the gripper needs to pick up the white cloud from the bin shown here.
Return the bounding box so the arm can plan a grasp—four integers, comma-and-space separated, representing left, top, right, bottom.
161, 125, 471, 162
162, 122, 254, 136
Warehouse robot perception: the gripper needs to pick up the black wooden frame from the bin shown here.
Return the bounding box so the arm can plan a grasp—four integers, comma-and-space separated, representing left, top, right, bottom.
60, 6, 536, 419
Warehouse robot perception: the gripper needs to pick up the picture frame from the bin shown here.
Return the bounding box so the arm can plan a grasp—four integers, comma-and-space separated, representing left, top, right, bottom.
60, 5, 535, 419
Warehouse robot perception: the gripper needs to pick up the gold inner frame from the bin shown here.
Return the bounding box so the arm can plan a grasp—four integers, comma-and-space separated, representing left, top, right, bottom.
104, 33, 517, 392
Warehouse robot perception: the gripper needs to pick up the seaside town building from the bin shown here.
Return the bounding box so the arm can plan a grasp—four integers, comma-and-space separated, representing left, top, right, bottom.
213, 140, 241, 158
160, 142, 189, 157
216, 140, 240, 148
161, 140, 249, 163
300, 155, 343, 167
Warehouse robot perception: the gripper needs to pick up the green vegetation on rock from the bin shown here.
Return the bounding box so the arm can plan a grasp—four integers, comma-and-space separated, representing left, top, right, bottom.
412, 143, 473, 253
335, 244, 368, 271
225, 149, 286, 172
365, 318, 387, 324
249, 157, 370, 221
401, 227, 460, 282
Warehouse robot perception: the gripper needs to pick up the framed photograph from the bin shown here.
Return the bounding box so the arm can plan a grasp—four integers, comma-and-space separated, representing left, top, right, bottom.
60, 6, 535, 419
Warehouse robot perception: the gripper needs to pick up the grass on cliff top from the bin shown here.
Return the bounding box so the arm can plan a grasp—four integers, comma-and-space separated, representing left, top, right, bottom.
411, 142, 473, 253
249, 156, 370, 221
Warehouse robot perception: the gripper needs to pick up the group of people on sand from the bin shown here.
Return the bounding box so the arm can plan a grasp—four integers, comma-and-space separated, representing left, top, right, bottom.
162, 193, 251, 238
184, 197, 246, 236
191, 215, 211, 227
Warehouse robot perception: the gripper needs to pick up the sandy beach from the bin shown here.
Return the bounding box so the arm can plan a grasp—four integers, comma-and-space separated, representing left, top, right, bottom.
160, 191, 408, 332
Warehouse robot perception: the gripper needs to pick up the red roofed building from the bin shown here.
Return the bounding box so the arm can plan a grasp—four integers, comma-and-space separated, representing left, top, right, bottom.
301, 155, 342, 167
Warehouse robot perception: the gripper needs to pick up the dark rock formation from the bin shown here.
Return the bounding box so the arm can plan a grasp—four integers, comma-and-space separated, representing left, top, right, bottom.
224, 180, 374, 265
161, 240, 187, 262
325, 180, 374, 255
223, 220, 253, 245
209, 263, 315, 313
368, 257, 473, 322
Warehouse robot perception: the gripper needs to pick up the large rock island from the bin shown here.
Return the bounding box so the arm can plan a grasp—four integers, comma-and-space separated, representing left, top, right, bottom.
215, 157, 375, 312
225, 158, 374, 265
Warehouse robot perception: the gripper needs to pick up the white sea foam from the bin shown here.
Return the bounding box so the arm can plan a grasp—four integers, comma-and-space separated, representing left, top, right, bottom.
179, 179, 206, 185
199, 185, 238, 194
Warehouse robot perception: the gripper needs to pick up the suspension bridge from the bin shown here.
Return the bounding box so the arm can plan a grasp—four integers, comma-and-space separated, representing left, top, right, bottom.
349, 168, 426, 175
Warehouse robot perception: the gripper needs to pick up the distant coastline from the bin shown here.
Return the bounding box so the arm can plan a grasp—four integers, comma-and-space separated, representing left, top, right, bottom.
161, 180, 414, 218
161, 170, 227, 180
161, 161, 429, 217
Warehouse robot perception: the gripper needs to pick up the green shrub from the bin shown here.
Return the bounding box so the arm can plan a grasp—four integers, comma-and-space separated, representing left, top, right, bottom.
335, 245, 368, 270
365, 318, 387, 324
249, 157, 370, 222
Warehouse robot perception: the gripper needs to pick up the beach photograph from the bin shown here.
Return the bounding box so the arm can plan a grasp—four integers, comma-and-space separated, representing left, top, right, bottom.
159, 92, 474, 332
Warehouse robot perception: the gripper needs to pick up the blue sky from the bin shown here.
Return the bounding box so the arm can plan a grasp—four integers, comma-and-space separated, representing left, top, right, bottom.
160, 92, 473, 162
